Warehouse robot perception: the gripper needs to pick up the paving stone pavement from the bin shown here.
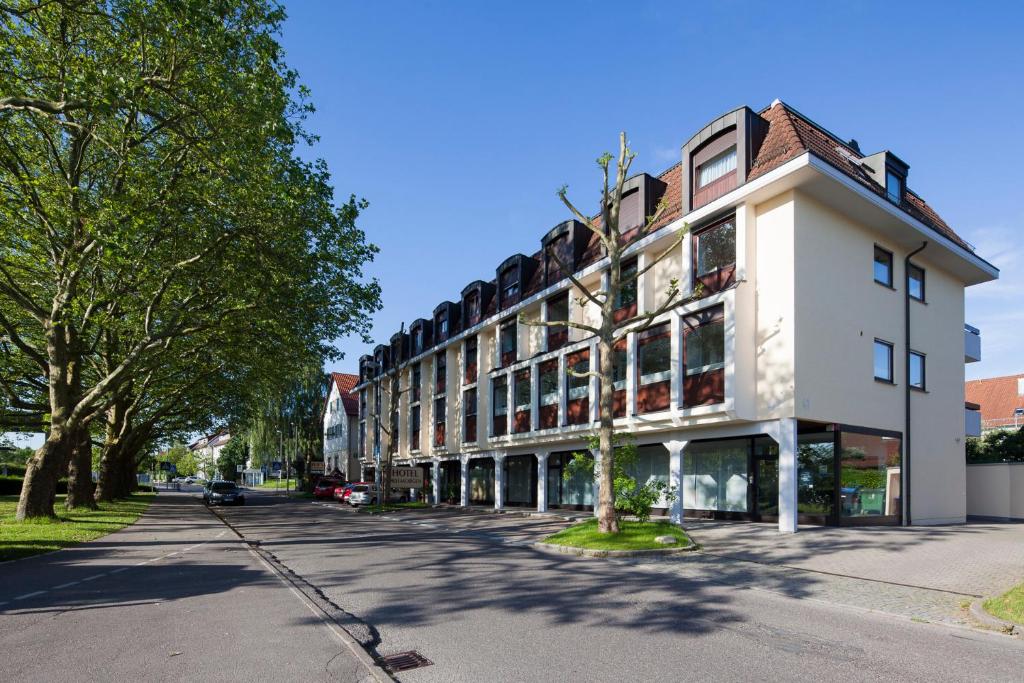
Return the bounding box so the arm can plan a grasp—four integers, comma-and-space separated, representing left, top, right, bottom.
681, 519, 1024, 597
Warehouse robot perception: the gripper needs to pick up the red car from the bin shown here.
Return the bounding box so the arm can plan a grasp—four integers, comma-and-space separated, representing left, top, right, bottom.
313, 478, 345, 500
333, 482, 368, 503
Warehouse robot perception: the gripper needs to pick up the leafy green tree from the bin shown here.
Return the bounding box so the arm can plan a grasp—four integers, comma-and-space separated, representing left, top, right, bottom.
0, 1, 380, 518
966, 430, 1024, 463
217, 437, 248, 482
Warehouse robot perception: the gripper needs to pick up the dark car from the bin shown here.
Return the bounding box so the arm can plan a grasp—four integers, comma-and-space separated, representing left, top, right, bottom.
204, 481, 245, 506
313, 478, 344, 500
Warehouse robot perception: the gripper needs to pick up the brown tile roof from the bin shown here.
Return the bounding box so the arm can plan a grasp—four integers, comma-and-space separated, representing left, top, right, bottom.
965, 373, 1024, 430
749, 102, 972, 251
331, 372, 359, 416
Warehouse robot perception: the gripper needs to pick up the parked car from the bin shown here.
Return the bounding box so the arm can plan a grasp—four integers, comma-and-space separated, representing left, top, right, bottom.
347, 485, 410, 507
204, 481, 245, 506
313, 477, 344, 500
333, 483, 358, 503
184, 476, 197, 485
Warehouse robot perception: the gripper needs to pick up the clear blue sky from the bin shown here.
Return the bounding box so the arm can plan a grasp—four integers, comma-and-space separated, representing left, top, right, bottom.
281, 1, 1022, 382
5, 1, 1023, 450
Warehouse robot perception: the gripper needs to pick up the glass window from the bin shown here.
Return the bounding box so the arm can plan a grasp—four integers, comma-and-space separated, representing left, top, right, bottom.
886, 170, 902, 203
797, 431, 835, 517
874, 340, 893, 382
465, 291, 481, 326
623, 445, 670, 488
434, 397, 445, 424
695, 219, 735, 277
411, 364, 421, 402
413, 327, 424, 354
611, 343, 627, 391
546, 293, 569, 350
615, 258, 638, 310
435, 353, 446, 393
514, 372, 531, 412
873, 246, 893, 287
684, 319, 724, 376
697, 146, 737, 188
539, 363, 559, 406
500, 320, 517, 364
500, 266, 519, 304
909, 351, 925, 390
567, 355, 589, 401
410, 406, 420, 450
464, 335, 478, 385
840, 431, 901, 518
492, 377, 507, 416
908, 264, 925, 301
683, 440, 748, 512
436, 312, 448, 338
638, 325, 671, 385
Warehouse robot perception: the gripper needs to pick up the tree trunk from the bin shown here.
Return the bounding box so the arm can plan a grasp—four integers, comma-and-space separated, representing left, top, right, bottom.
96, 399, 128, 501
597, 333, 619, 534
65, 426, 97, 509
16, 328, 80, 520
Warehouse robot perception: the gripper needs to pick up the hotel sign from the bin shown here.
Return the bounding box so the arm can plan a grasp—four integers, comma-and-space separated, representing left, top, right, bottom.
389, 467, 423, 489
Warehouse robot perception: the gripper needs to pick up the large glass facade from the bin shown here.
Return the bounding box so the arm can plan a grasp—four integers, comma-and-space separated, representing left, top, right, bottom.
840, 431, 901, 519
547, 452, 593, 509
683, 440, 749, 512
505, 455, 536, 506
468, 458, 494, 505
797, 431, 835, 518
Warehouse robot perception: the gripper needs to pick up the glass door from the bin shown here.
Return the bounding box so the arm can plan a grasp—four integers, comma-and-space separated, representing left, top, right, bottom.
753, 437, 779, 521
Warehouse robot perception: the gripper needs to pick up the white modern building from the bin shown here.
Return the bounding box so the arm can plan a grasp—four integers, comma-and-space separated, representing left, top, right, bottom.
352, 100, 997, 532
188, 430, 231, 480
323, 372, 359, 479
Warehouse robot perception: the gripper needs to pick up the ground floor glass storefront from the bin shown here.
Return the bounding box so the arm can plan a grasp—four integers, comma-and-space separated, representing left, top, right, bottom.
547, 452, 594, 510
684, 422, 902, 526
504, 455, 537, 507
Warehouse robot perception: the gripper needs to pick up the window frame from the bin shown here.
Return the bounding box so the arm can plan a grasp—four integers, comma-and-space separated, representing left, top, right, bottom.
907, 263, 926, 302
637, 324, 672, 386
492, 377, 508, 417
873, 339, 895, 384
435, 352, 446, 394
538, 361, 559, 407
566, 355, 589, 401
500, 265, 520, 307
499, 319, 517, 366
886, 170, 903, 204
873, 245, 894, 288
696, 145, 738, 189
909, 350, 926, 391
464, 335, 478, 385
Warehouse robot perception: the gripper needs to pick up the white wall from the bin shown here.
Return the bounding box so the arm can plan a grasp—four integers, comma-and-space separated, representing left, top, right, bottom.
967, 463, 1024, 520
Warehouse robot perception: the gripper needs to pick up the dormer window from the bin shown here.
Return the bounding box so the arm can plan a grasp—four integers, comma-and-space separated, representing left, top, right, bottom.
697, 146, 737, 189
500, 266, 519, 308
413, 327, 424, 355
465, 291, 481, 327
436, 310, 448, 340
886, 170, 903, 204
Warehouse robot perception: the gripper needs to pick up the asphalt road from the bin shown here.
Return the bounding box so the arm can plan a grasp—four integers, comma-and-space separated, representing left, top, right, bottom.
219, 494, 1024, 683
0, 490, 380, 682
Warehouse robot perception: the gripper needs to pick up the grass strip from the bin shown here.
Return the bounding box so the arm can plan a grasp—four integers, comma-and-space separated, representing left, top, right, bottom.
984, 582, 1024, 626
542, 518, 691, 551
0, 493, 154, 562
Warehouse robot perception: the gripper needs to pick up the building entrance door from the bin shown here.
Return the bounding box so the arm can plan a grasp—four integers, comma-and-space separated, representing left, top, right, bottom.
754, 447, 779, 522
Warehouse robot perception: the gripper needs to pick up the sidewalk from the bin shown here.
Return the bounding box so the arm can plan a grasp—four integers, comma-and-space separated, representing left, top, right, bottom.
0, 492, 382, 682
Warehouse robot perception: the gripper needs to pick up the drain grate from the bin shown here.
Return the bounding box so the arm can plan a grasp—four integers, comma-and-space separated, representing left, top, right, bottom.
379, 651, 433, 673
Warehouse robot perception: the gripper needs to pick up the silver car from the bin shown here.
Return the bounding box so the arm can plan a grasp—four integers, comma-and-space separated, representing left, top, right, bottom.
347, 484, 377, 507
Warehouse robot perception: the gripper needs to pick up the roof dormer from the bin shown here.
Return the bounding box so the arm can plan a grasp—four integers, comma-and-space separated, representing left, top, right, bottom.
461, 280, 495, 328
861, 150, 910, 205
358, 354, 374, 383
433, 301, 460, 343
496, 254, 537, 310
389, 331, 409, 365
372, 344, 390, 376
541, 219, 589, 287
681, 106, 769, 213
409, 318, 433, 356
618, 173, 668, 237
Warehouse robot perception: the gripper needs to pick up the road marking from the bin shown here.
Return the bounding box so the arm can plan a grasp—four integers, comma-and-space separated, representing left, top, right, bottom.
80, 573, 106, 582
14, 591, 46, 600
109, 567, 129, 574
52, 581, 80, 590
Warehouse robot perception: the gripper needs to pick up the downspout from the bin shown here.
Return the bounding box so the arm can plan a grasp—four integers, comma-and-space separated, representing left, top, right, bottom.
904, 241, 927, 526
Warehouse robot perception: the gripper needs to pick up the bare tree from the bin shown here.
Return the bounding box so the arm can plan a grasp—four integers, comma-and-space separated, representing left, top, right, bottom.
522, 133, 697, 533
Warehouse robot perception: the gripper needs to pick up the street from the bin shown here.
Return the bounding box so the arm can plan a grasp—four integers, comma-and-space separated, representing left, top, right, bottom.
218, 492, 1024, 682
0, 490, 382, 682
4, 488, 1023, 682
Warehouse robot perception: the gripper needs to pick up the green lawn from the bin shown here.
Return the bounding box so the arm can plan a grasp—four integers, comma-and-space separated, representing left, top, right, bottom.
255, 478, 298, 489
542, 518, 692, 551
0, 493, 154, 562
984, 582, 1024, 625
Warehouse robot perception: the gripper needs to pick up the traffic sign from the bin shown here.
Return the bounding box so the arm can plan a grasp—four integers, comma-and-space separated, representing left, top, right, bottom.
236, 464, 243, 473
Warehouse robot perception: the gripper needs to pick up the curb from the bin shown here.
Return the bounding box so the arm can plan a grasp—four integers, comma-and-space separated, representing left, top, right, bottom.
969, 600, 1022, 636
531, 541, 697, 558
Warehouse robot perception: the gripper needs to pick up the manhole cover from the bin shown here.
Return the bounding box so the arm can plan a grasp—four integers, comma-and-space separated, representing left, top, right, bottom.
380, 651, 433, 673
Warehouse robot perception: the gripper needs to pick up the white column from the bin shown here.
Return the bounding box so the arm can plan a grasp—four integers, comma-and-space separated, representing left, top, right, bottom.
636, 251, 647, 316
536, 451, 549, 513
625, 331, 637, 416
431, 458, 441, 505
778, 418, 798, 533
667, 439, 687, 524
460, 455, 470, 507
494, 453, 505, 510
670, 313, 682, 409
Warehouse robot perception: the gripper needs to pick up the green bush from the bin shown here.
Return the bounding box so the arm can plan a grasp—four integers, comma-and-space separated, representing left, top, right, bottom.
967, 430, 1024, 464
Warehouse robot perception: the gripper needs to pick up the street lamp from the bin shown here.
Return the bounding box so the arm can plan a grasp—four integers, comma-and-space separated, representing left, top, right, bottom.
275, 428, 283, 492
1014, 408, 1024, 430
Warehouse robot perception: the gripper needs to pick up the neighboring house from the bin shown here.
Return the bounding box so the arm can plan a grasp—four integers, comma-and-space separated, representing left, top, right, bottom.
323, 372, 359, 479
965, 373, 1024, 433
352, 99, 997, 532
189, 430, 231, 479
